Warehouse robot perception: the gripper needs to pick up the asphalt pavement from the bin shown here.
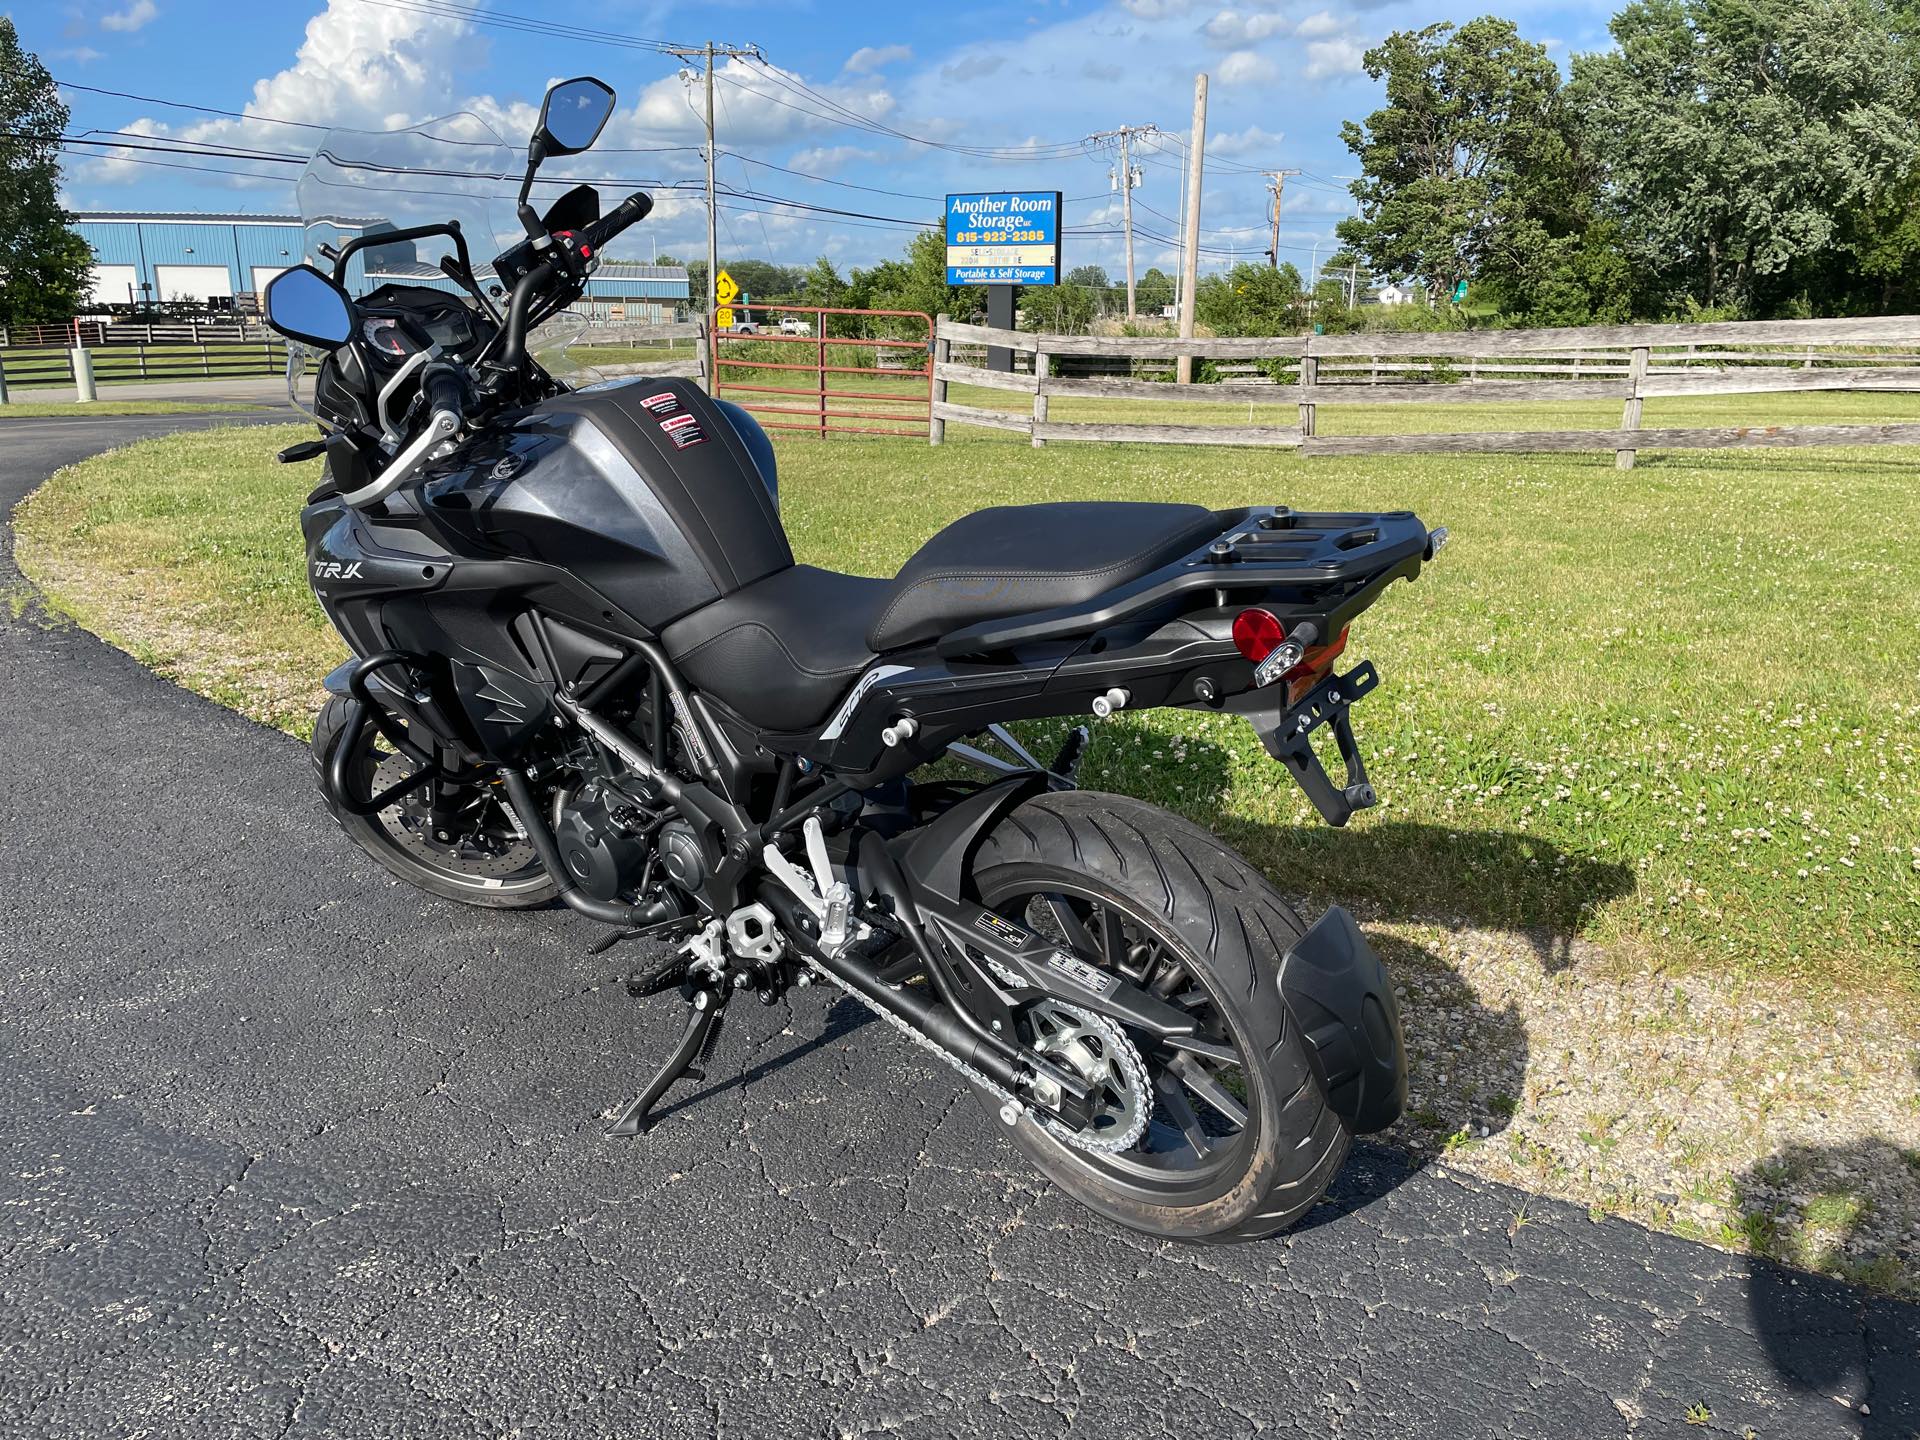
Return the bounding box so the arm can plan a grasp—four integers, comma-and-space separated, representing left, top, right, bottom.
1, 415, 1914, 1439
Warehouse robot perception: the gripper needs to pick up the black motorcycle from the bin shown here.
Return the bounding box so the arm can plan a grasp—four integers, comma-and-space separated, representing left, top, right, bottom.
263, 76, 1442, 1243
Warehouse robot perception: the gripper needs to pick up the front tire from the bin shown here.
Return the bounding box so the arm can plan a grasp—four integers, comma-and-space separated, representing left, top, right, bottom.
972, 790, 1352, 1243
309, 695, 557, 910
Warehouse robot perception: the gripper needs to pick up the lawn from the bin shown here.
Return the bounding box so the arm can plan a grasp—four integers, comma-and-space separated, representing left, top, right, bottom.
14, 396, 1920, 997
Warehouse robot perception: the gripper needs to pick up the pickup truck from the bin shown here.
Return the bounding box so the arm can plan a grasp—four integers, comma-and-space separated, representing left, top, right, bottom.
777, 315, 812, 336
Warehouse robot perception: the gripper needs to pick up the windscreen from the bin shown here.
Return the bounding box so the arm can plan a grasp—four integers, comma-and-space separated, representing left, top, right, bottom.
296, 111, 521, 300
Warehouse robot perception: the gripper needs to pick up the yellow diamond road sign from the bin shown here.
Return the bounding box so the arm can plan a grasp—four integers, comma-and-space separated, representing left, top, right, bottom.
713, 268, 739, 305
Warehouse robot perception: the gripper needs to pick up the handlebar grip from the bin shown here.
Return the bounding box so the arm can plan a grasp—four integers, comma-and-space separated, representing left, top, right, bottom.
421, 364, 466, 423
583, 190, 653, 252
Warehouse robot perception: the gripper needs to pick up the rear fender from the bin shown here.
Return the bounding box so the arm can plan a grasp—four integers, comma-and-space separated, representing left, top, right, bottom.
1278, 905, 1407, 1134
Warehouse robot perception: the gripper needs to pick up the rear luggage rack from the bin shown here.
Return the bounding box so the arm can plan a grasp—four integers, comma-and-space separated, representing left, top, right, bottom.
937, 506, 1434, 657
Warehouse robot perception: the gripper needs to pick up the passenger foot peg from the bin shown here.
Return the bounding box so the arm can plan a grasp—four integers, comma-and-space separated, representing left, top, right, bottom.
604, 980, 729, 1138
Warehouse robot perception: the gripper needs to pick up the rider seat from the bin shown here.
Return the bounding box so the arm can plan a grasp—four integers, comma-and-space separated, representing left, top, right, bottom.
662, 501, 1222, 733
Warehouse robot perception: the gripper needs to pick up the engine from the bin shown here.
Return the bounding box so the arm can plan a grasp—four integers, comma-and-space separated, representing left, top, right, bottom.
553, 781, 653, 903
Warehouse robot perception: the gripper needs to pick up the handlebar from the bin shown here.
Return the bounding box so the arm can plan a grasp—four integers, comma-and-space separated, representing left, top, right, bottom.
581, 190, 653, 254
420, 363, 467, 425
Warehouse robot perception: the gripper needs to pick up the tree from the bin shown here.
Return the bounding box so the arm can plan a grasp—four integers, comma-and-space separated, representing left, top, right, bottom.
1135, 267, 1175, 316
1193, 262, 1304, 335
1064, 264, 1111, 291
1336, 18, 1611, 322
1021, 282, 1098, 333
0, 19, 91, 324
799, 255, 846, 308
850, 230, 980, 323
1570, 0, 1920, 314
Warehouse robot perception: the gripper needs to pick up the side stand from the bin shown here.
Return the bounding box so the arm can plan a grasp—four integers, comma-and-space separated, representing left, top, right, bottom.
605, 979, 729, 1137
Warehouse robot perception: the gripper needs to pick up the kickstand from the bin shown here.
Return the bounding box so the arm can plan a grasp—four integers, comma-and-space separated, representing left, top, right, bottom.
605, 981, 728, 1138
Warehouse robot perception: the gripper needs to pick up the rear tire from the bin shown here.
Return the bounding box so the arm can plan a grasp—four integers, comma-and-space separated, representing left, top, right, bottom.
309, 695, 557, 910
972, 789, 1352, 1243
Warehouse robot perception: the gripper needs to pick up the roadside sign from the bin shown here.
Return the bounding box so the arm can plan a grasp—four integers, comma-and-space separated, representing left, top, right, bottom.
1451, 280, 1468, 303
715, 306, 734, 329
945, 192, 1062, 286
714, 269, 740, 305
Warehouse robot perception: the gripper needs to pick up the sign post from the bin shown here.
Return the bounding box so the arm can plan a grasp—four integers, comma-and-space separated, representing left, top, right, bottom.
946, 191, 1061, 375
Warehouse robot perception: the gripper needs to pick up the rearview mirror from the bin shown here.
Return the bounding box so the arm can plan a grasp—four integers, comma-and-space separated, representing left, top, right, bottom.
264, 265, 355, 349
535, 77, 615, 158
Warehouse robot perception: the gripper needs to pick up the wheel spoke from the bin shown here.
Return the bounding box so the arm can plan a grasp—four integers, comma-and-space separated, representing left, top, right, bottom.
1152, 1071, 1212, 1158
1173, 1057, 1249, 1129
1159, 1034, 1239, 1065
1041, 893, 1097, 957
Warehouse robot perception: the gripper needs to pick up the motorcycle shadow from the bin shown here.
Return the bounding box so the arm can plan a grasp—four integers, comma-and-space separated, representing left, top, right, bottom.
641, 992, 878, 1127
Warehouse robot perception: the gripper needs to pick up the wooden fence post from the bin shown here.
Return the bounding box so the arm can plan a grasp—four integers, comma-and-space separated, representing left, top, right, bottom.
929, 314, 950, 446
1032, 347, 1049, 448
1298, 351, 1318, 439
1616, 345, 1650, 471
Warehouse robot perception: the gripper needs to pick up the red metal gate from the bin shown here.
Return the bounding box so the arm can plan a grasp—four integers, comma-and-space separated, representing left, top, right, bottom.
710, 304, 933, 438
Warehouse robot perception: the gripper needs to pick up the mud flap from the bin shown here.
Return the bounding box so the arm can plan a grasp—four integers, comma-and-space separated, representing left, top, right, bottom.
1278, 905, 1407, 1134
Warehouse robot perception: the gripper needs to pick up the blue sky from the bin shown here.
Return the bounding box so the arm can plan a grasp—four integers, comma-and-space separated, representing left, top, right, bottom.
16, 0, 1616, 280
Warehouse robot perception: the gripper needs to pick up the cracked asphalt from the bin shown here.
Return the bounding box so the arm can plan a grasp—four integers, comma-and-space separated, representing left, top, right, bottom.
2, 416, 1915, 1439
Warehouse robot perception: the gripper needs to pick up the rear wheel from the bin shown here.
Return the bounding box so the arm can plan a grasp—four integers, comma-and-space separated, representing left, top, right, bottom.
310, 695, 556, 909
972, 790, 1351, 1243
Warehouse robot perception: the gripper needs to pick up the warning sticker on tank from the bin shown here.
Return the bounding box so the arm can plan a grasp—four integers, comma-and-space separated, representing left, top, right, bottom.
639, 391, 680, 415
659, 412, 707, 449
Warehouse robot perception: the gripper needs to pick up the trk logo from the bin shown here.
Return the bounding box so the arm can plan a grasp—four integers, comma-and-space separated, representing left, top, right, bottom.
312, 560, 365, 581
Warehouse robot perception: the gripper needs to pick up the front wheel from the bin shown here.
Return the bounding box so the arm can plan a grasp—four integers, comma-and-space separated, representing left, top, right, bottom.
309, 695, 557, 909
972, 790, 1352, 1243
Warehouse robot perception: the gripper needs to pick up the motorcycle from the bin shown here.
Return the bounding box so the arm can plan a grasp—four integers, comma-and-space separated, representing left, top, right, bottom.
263, 76, 1443, 1243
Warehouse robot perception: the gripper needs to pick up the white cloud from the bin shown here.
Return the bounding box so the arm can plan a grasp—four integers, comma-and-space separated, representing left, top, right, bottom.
1202, 10, 1286, 47
843, 44, 912, 75
100, 0, 159, 32
789, 145, 878, 174
55, 47, 107, 64
1217, 49, 1279, 86
1294, 10, 1342, 37
635, 58, 896, 148
1208, 123, 1285, 157
940, 53, 1006, 83
1117, 0, 1200, 16
1304, 36, 1366, 79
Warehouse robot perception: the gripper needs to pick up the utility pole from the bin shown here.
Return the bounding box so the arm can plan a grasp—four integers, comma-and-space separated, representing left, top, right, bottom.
1086, 123, 1157, 322
1177, 76, 1206, 384
666, 39, 762, 392
1263, 169, 1300, 269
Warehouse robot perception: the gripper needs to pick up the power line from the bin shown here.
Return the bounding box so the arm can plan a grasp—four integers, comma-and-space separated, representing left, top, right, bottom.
349, 0, 686, 53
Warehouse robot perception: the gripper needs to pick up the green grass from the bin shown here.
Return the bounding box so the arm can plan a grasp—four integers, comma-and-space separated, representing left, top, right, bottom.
0, 399, 269, 417
14, 393, 1920, 994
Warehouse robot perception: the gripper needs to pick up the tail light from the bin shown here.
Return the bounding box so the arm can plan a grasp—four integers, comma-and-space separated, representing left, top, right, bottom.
1231, 607, 1286, 664
1231, 608, 1349, 701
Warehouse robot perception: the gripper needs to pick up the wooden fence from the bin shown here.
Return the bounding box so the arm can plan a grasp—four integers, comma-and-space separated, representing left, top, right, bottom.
577, 319, 706, 381
0, 337, 290, 390
929, 315, 1920, 467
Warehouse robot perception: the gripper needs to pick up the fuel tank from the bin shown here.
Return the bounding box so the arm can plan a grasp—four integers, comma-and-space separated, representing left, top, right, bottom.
421, 377, 787, 634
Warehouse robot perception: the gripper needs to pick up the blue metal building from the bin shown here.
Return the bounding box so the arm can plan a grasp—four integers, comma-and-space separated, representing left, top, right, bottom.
71, 213, 689, 321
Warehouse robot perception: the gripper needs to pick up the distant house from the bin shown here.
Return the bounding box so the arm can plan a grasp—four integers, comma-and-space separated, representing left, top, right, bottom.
1375, 282, 1412, 307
